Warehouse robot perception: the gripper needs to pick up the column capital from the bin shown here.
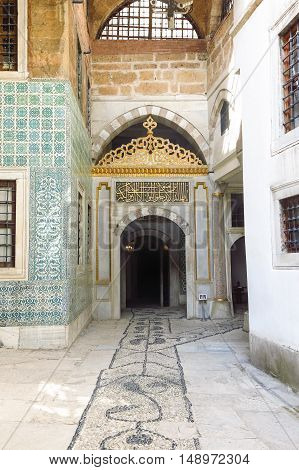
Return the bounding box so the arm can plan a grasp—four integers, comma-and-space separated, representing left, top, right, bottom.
212, 192, 224, 198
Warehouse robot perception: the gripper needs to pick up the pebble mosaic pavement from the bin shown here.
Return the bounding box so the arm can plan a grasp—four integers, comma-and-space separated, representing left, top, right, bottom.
69, 308, 243, 450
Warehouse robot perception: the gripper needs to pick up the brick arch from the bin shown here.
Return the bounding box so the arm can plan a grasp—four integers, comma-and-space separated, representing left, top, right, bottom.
209, 89, 235, 141
93, 105, 209, 164
115, 207, 191, 236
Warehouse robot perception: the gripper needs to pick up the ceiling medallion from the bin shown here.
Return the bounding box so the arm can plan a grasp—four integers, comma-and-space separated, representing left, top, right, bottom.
150, 0, 193, 29
92, 116, 208, 177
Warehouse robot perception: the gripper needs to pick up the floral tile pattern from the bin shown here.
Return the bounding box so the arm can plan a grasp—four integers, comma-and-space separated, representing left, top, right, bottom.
0, 80, 92, 327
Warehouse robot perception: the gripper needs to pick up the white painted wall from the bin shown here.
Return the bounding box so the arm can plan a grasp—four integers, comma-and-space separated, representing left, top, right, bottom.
208, 72, 243, 182
234, 0, 299, 351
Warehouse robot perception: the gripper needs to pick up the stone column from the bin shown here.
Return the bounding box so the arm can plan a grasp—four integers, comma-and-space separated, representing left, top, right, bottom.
211, 190, 231, 318
94, 182, 114, 320
194, 182, 211, 282
97, 183, 111, 285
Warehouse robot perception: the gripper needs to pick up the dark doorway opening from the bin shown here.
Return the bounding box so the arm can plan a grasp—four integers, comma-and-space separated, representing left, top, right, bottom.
231, 237, 248, 314
120, 216, 185, 310
126, 236, 170, 308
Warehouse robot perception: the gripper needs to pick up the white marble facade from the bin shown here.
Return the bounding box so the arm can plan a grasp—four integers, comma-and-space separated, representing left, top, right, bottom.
92, 176, 232, 321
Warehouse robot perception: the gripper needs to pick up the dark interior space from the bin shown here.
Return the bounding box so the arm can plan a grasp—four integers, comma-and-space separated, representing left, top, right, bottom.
125, 236, 170, 308
136, 244, 160, 306
121, 216, 185, 310
163, 247, 170, 307
231, 236, 248, 313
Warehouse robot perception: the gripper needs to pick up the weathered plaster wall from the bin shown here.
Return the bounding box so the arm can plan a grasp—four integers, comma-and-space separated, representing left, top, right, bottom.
234, 0, 299, 388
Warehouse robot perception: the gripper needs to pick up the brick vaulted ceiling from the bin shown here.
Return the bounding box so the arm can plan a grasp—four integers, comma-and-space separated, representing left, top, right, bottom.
89, 0, 224, 40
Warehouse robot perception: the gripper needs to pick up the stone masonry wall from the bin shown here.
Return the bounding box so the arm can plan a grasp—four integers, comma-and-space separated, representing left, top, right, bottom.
28, 0, 90, 122
28, 0, 68, 79
91, 52, 207, 97
207, 12, 234, 89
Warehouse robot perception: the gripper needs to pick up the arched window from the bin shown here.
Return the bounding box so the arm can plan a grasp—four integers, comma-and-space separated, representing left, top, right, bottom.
220, 100, 230, 135
97, 0, 200, 40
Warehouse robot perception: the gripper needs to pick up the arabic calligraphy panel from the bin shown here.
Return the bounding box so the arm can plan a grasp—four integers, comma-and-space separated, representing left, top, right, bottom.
115, 182, 190, 203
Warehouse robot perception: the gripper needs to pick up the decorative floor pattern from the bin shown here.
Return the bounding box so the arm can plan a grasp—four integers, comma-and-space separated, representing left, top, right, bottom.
69, 308, 243, 450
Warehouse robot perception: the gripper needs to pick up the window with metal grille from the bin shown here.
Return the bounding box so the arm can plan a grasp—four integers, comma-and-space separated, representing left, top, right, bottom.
0, 0, 18, 71
87, 203, 92, 264
220, 100, 230, 135
97, 0, 200, 40
280, 195, 299, 253
86, 77, 91, 134
231, 193, 244, 228
281, 19, 299, 133
0, 180, 16, 267
221, 0, 234, 20
77, 36, 83, 106
78, 191, 84, 264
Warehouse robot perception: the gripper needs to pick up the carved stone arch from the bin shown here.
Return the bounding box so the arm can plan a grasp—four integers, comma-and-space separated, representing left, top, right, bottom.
209, 89, 235, 142
93, 105, 209, 164
115, 207, 191, 236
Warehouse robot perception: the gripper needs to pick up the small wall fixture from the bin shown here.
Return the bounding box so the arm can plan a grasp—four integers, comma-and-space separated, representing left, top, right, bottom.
150, 0, 193, 30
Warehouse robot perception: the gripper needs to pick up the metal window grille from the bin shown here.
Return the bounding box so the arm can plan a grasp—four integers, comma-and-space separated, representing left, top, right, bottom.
220, 101, 230, 135
231, 193, 244, 228
87, 203, 92, 263
78, 192, 83, 264
77, 37, 83, 106
98, 0, 199, 40
0, 180, 16, 267
0, 0, 18, 71
87, 78, 91, 134
281, 19, 299, 133
221, 0, 234, 20
280, 195, 299, 253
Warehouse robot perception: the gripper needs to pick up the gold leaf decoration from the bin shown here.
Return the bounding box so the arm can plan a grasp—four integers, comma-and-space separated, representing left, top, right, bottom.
92, 116, 208, 176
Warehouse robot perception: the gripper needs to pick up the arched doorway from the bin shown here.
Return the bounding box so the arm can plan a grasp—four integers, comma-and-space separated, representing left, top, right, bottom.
231, 237, 248, 313
94, 115, 205, 321
120, 216, 186, 310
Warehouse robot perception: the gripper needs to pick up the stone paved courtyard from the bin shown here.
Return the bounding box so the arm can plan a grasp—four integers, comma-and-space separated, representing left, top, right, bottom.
0, 308, 299, 450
